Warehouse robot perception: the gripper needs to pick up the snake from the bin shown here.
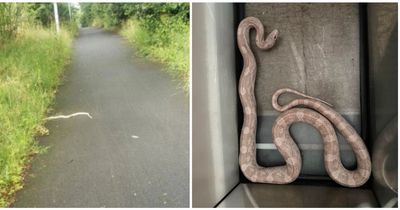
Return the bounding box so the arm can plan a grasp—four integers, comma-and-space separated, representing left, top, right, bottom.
237, 16, 371, 187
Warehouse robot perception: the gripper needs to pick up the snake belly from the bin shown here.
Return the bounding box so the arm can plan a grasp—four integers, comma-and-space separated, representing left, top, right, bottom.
237, 17, 371, 187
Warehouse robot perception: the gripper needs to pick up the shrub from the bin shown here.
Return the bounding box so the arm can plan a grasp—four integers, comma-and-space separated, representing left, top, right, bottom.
120, 15, 189, 92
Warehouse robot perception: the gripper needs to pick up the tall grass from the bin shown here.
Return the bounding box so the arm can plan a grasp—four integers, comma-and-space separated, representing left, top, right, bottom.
120, 15, 189, 92
0, 27, 73, 207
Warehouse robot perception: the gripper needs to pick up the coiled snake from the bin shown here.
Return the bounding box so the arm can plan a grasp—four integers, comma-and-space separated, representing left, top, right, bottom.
238, 17, 371, 187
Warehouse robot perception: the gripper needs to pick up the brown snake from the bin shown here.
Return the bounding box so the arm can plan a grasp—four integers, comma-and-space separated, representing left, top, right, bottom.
238, 17, 371, 187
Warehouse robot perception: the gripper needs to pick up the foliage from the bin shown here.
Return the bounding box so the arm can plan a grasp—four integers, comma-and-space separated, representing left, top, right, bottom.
80, 3, 189, 91
0, 3, 78, 44
80, 3, 128, 29
27, 3, 78, 27
121, 16, 189, 92
80, 3, 188, 29
0, 3, 76, 206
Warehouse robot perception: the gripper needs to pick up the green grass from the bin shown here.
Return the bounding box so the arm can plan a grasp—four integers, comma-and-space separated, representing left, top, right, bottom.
0, 27, 73, 207
120, 16, 189, 93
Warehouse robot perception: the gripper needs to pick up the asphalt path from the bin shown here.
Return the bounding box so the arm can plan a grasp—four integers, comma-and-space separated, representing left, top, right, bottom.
13, 28, 189, 207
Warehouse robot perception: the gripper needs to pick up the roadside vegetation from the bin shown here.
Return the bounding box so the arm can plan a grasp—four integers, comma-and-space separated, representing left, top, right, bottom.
0, 3, 77, 207
80, 3, 190, 92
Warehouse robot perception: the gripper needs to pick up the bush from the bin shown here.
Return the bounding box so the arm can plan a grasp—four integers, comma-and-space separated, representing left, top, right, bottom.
120, 15, 189, 92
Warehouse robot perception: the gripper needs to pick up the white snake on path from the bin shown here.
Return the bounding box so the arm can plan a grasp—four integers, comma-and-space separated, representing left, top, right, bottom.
238, 17, 371, 187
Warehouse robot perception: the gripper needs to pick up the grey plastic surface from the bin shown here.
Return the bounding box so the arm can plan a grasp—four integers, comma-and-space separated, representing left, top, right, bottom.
217, 184, 378, 207
244, 3, 362, 176
192, 3, 240, 208
367, 3, 398, 207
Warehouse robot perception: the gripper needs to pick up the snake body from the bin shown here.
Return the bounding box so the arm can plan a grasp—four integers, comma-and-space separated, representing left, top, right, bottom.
238, 17, 371, 187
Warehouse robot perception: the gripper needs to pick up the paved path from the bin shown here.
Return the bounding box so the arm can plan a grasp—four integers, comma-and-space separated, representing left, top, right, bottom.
13, 28, 189, 207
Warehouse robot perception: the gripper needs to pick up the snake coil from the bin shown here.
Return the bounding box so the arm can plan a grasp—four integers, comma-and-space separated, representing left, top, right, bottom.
238, 17, 371, 187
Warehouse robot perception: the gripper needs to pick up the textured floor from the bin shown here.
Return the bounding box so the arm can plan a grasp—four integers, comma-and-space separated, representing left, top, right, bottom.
13, 28, 189, 207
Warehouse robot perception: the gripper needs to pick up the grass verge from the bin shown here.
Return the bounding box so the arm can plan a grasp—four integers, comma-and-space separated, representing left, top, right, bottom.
0, 27, 73, 207
120, 16, 189, 93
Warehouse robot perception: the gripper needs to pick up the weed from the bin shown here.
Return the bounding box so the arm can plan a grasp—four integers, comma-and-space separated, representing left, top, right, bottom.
0, 27, 73, 207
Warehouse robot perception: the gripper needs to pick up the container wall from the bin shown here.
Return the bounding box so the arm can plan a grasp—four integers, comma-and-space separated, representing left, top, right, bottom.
192, 3, 240, 207
367, 3, 398, 207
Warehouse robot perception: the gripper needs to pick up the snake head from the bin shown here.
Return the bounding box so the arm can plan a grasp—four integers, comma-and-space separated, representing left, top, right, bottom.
258, 29, 279, 50
266, 29, 279, 48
